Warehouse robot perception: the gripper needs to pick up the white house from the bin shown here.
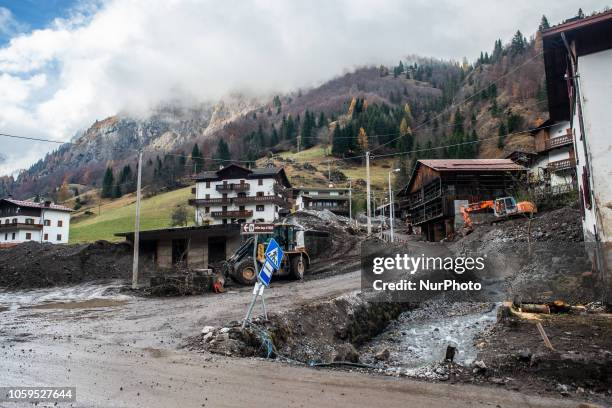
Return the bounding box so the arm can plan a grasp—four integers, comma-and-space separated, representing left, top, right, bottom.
0, 198, 72, 246
189, 164, 292, 225
542, 10, 612, 299
293, 186, 351, 217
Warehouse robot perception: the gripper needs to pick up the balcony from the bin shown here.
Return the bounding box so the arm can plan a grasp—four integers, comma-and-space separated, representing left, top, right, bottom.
548, 158, 576, 172
216, 183, 250, 192
188, 198, 232, 206
210, 210, 253, 218
544, 133, 573, 150
189, 195, 284, 206
0, 222, 43, 230
234, 195, 285, 205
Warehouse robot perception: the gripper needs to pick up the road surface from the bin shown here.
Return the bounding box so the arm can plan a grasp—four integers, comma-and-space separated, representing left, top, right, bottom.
0, 271, 582, 407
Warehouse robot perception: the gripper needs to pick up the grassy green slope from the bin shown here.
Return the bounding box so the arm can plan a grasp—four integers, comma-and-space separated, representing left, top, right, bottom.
69, 187, 194, 243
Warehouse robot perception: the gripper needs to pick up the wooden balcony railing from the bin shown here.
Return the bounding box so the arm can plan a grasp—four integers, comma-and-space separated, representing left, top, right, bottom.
189, 195, 284, 206
215, 183, 250, 192
234, 195, 284, 205
210, 210, 253, 218
0, 222, 43, 230
544, 133, 573, 150
547, 158, 576, 172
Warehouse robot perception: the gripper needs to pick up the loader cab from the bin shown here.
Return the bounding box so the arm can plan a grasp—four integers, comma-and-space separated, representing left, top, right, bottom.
494, 197, 517, 217
271, 224, 304, 251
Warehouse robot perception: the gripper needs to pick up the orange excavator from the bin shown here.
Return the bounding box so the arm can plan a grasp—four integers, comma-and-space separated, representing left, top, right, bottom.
460, 196, 536, 233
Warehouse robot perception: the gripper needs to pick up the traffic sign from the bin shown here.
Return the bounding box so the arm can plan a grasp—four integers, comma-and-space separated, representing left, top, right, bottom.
258, 259, 275, 287
241, 223, 275, 234
264, 238, 283, 270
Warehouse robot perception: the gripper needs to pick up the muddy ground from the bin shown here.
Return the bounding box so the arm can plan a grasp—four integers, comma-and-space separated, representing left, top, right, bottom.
0, 240, 142, 289
0, 272, 586, 408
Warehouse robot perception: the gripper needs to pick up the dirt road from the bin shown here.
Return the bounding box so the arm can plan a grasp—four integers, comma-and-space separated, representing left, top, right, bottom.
0, 272, 583, 407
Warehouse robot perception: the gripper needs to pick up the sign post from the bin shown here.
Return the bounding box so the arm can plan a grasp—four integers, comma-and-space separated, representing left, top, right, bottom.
242, 237, 284, 329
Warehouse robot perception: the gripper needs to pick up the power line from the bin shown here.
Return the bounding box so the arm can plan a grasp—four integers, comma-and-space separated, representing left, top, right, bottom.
0, 132, 68, 144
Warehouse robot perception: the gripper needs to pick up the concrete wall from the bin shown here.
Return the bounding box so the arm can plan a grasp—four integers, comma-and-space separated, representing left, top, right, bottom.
156, 239, 173, 269
188, 236, 208, 267
575, 48, 612, 243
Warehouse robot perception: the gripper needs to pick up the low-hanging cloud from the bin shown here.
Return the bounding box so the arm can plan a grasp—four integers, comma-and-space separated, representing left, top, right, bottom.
0, 0, 605, 175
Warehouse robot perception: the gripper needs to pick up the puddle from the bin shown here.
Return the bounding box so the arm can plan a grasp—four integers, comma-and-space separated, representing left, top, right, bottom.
361, 302, 498, 369
0, 280, 131, 311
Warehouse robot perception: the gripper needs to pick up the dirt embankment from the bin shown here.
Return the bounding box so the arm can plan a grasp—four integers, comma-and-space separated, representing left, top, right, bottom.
187, 293, 410, 364
284, 210, 364, 276
0, 241, 139, 289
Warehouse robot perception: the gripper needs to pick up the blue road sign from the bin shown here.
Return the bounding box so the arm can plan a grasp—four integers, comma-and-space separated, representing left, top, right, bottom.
258, 259, 274, 287
264, 238, 283, 270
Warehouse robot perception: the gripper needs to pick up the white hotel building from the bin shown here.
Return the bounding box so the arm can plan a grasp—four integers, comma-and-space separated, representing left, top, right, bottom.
189, 164, 291, 225
0, 198, 72, 246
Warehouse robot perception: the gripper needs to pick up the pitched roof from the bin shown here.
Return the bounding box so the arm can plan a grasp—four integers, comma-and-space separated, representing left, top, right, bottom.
192, 163, 291, 187
418, 159, 526, 172
1, 198, 73, 212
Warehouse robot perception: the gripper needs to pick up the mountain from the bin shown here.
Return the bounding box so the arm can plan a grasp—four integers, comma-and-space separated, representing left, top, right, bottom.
1, 25, 549, 201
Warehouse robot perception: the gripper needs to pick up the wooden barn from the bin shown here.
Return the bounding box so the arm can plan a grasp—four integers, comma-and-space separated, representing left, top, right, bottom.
396, 159, 527, 241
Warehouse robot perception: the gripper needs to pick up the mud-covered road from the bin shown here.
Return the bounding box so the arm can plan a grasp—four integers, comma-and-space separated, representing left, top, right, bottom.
0, 272, 581, 407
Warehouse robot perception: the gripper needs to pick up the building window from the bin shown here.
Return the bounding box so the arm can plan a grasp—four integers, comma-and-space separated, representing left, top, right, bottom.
258, 179, 263, 186
25, 218, 34, 224
25, 233, 31, 240
58, 220, 63, 227
11, 233, 15, 240
44, 233, 48, 241
205, 194, 210, 199
256, 205, 264, 212
4, 219, 8, 224
239, 205, 245, 211
44, 219, 51, 226
4, 233, 7, 240
206, 181, 210, 188
222, 219, 227, 225
57, 234, 62, 241
11, 218, 17, 224
257, 191, 264, 197
205, 207, 210, 213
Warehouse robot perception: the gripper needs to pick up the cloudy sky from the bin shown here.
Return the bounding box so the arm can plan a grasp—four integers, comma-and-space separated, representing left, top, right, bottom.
0, 0, 606, 176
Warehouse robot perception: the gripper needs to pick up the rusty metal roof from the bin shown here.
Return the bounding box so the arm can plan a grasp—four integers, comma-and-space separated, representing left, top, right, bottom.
418, 159, 527, 172
1, 198, 73, 212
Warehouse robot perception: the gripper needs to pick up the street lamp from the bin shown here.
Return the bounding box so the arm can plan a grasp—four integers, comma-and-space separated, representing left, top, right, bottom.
389, 168, 400, 243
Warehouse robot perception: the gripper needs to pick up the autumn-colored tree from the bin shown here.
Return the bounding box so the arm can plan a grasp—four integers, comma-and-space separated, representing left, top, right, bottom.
347, 97, 357, 116
57, 181, 71, 203
357, 127, 368, 152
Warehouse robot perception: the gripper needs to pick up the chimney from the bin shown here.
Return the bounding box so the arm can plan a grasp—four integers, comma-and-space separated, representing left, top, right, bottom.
44, 200, 51, 207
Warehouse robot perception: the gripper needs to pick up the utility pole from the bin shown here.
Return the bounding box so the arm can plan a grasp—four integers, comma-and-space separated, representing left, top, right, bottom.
132, 150, 143, 290
348, 179, 352, 225
366, 151, 371, 235
389, 168, 400, 243
327, 161, 331, 184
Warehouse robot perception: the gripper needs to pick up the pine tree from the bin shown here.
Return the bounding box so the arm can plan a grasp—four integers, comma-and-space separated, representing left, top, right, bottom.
113, 182, 122, 199
317, 112, 326, 128
191, 143, 204, 173
492, 39, 503, 62
511, 30, 526, 56
331, 124, 344, 156
215, 139, 231, 162
497, 122, 507, 149
101, 167, 114, 198
539, 15, 550, 31
270, 125, 279, 146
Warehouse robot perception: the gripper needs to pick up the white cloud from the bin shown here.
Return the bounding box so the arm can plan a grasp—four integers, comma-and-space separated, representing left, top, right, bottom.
0, 0, 605, 175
